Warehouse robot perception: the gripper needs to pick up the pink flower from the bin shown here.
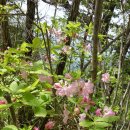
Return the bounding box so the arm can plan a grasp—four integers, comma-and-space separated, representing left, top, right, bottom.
56, 87, 67, 97
45, 121, 55, 130
63, 104, 70, 124
95, 106, 115, 117
85, 105, 90, 112
62, 46, 71, 54
0, 100, 6, 105
83, 96, 95, 105
79, 113, 86, 122
20, 70, 28, 80
102, 73, 110, 83
104, 110, 115, 117
54, 30, 62, 37
95, 109, 102, 116
103, 106, 115, 117
65, 73, 72, 80
81, 81, 94, 96
54, 81, 78, 97
38, 75, 53, 84
66, 84, 78, 97
85, 44, 91, 52
33, 127, 39, 130
54, 83, 62, 89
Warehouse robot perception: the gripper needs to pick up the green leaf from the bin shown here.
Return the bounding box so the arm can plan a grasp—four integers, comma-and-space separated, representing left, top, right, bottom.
10, 81, 19, 93
34, 107, 47, 117
90, 128, 105, 130
2, 125, 18, 130
32, 37, 42, 49
0, 69, 7, 75
94, 116, 119, 123
20, 42, 32, 52
79, 120, 93, 128
19, 79, 39, 92
22, 92, 42, 107
94, 122, 112, 128
30, 70, 51, 76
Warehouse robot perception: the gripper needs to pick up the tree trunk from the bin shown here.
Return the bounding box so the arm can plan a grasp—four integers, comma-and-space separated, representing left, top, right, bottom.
92, 0, 103, 82
0, 0, 12, 51
25, 0, 35, 55
56, 0, 80, 75
18, 0, 36, 127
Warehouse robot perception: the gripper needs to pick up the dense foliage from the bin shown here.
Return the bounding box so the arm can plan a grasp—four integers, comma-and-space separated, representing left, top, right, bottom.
0, 0, 130, 130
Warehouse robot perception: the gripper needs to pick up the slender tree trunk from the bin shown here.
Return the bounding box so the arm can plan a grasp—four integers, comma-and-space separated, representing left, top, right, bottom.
92, 0, 103, 82
18, 1, 36, 127
0, 0, 12, 51
56, 0, 80, 75
25, 0, 35, 55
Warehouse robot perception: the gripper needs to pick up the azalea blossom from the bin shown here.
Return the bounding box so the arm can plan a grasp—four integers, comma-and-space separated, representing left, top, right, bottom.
95, 106, 115, 117
38, 75, 53, 84
0, 100, 6, 105
45, 121, 55, 130
63, 104, 70, 124
54, 30, 62, 37
56, 87, 67, 96
54, 83, 62, 89
103, 106, 115, 117
95, 108, 102, 116
83, 96, 95, 105
65, 73, 72, 80
85, 105, 90, 112
81, 81, 94, 97
54, 80, 94, 98
33, 127, 39, 130
79, 113, 86, 122
62, 46, 71, 54
102, 73, 110, 83
85, 43, 91, 52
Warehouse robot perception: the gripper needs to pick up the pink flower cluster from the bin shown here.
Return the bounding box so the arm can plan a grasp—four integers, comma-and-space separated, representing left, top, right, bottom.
45, 121, 55, 130
33, 127, 39, 130
79, 113, 86, 122
54, 80, 94, 98
95, 106, 115, 117
38, 74, 53, 84
0, 100, 6, 105
101, 73, 110, 83
62, 46, 71, 54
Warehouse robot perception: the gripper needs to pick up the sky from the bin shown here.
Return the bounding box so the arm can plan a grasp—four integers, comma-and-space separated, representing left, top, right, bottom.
21, 0, 65, 21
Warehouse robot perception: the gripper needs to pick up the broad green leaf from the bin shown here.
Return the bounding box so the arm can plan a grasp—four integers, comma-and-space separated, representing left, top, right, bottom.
32, 37, 42, 49
88, 22, 93, 34
40, 93, 51, 102
19, 79, 39, 92
20, 42, 32, 52
22, 92, 43, 107
2, 125, 18, 130
79, 120, 93, 128
29, 70, 51, 76
90, 128, 105, 130
94, 121, 112, 128
10, 81, 19, 93
94, 116, 119, 123
34, 107, 47, 117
